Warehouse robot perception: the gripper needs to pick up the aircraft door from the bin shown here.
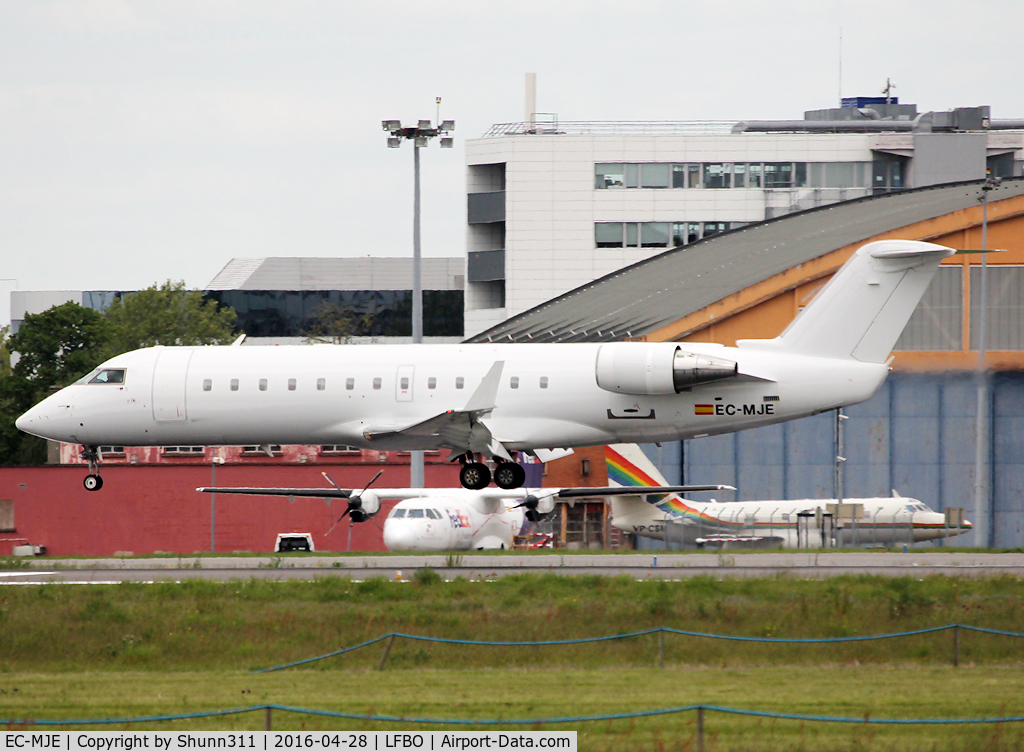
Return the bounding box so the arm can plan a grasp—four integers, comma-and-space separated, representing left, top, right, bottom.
396, 365, 414, 402
152, 348, 193, 422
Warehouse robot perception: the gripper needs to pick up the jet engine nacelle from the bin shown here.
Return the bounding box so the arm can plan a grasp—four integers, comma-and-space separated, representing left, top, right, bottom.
595, 343, 738, 395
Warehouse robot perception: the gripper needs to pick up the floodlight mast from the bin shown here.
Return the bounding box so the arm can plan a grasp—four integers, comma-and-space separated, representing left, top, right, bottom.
382, 118, 455, 488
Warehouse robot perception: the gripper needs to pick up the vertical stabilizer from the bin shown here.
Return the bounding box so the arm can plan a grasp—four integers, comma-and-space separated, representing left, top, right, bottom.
740, 240, 955, 363
606, 444, 674, 526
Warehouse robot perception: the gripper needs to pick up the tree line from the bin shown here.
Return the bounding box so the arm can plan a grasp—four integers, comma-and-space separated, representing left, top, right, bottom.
0, 281, 237, 465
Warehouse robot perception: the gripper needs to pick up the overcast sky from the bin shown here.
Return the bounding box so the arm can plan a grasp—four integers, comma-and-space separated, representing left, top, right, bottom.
2, 0, 1023, 324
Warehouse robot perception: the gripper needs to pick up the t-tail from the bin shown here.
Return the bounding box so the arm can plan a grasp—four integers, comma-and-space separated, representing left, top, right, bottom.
739, 240, 956, 363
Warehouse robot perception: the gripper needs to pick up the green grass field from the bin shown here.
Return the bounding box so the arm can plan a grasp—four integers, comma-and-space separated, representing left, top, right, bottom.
2, 574, 1024, 750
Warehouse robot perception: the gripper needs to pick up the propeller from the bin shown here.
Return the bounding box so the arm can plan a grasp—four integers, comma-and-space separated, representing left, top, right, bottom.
513, 491, 557, 523
324, 470, 383, 536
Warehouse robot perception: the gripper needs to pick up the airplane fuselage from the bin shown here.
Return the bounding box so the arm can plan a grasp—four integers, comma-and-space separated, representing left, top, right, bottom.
382, 492, 528, 551
18, 342, 889, 452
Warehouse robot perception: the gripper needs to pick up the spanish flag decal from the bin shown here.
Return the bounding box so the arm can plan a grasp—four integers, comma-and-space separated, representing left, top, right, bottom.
694, 404, 714, 415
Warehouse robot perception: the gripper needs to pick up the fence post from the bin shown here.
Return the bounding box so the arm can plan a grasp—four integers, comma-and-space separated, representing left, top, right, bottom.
378, 635, 396, 671
657, 630, 665, 669
696, 706, 705, 752
264, 706, 272, 731
953, 624, 959, 668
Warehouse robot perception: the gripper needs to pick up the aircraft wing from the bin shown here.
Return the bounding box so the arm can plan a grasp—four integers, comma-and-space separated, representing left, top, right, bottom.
553, 485, 734, 498
196, 486, 354, 498
360, 361, 513, 459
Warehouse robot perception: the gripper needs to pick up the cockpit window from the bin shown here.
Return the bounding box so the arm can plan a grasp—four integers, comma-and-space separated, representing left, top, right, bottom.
407, 509, 424, 518
390, 509, 406, 519
88, 369, 126, 385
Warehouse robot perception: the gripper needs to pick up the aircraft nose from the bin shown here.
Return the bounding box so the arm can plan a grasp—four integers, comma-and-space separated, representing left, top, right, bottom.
15, 396, 74, 441
383, 522, 416, 552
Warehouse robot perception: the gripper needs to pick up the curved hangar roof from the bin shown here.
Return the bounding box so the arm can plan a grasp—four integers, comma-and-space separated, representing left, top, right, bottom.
466, 177, 1024, 344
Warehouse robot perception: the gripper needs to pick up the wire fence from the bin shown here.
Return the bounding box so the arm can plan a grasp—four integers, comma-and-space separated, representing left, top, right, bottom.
4, 702, 1024, 732
254, 623, 1024, 673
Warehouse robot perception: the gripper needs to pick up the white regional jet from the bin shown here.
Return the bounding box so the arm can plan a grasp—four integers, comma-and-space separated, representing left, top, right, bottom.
605, 444, 972, 548
196, 472, 731, 551
18, 239, 955, 492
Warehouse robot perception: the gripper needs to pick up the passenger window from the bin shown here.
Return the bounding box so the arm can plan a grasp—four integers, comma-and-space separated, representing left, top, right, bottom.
288, 378, 296, 391
540, 376, 549, 389
510, 376, 519, 389
373, 377, 382, 390
259, 378, 268, 391
317, 378, 326, 391
391, 509, 406, 519
88, 369, 126, 384
203, 379, 212, 392
456, 377, 464, 389
230, 379, 239, 392
428, 377, 437, 389
408, 509, 424, 518
346, 378, 354, 390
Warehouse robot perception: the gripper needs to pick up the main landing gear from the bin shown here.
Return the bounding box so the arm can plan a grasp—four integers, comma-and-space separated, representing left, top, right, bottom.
456, 454, 527, 490
82, 445, 103, 491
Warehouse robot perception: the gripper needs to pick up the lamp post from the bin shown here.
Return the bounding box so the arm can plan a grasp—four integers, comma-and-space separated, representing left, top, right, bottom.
382, 117, 454, 488
973, 176, 1000, 548
211, 456, 225, 552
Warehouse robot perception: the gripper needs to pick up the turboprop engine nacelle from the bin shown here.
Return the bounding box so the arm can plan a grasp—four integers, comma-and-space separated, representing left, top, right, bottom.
595, 343, 738, 396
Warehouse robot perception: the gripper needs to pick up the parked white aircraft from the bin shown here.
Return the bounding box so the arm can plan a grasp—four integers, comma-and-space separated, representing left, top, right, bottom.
18, 239, 955, 491
196, 472, 731, 551
605, 444, 972, 548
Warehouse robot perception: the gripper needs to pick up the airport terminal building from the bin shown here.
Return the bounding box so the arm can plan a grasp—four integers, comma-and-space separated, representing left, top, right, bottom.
464, 99, 1024, 337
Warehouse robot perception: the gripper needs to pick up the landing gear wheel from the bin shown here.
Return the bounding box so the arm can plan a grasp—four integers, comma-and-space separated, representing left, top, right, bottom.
460, 462, 491, 490
493, 462, 526, 490
84, 474, 103, 491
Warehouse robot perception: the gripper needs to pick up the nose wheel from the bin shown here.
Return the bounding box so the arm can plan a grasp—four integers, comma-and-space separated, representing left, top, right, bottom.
81, 446, 103, 491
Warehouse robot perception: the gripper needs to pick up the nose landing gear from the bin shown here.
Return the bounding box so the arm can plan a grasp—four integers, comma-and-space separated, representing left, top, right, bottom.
81, 446, 104, 491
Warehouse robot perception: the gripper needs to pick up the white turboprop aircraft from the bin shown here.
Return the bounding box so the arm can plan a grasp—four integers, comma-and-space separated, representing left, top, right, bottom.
18, 239, 955, 492
604, 444, 972, 548
195, 472, 732, 551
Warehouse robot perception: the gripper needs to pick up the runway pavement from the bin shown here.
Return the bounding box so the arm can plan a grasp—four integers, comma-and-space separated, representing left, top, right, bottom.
3, 551, 1024, 584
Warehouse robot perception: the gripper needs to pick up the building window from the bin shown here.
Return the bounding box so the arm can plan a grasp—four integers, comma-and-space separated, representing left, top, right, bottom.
230, 379, 239, 391
703, 163, 732, 189
99, 446, 125, 456
581, 458, 590, 476
162, 446, 205, 455
242, 445, 282, 455
346, 378, 354, 390
0, 499, 13, 532
595, 163, 625, 189
288, 378, 297, 391
317, 378, 326, 391
596, 222, 624, 248
764, 163, 794, 188
202, 379, 212, 392
321, 445, 360, 454
259, 378, 268, 391
428, 376, 437, 389
640, 163, 670, 189
640, 223, 670, 248
372, 377, 382, 390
